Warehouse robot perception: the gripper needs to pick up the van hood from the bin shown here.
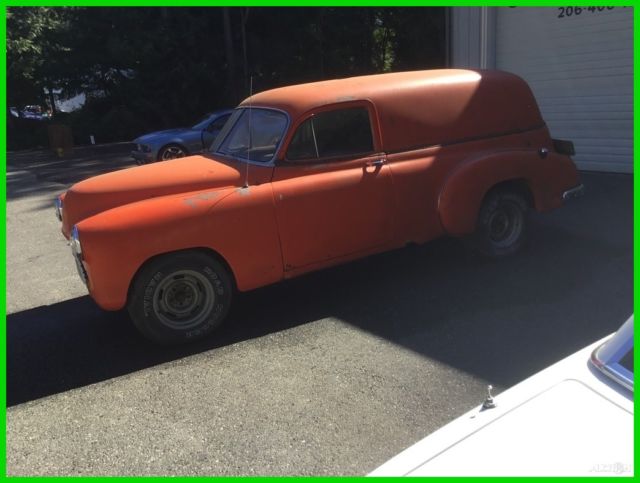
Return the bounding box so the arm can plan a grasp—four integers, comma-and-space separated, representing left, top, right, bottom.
61, 155, 243, 237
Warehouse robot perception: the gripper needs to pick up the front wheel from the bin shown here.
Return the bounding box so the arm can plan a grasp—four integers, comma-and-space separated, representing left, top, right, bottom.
158, 144, 188, 161
127, 252, 233, 344
468, 190, 529, 257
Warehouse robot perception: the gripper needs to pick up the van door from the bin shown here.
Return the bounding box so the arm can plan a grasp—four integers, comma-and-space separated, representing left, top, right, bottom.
272, 105, 395, 271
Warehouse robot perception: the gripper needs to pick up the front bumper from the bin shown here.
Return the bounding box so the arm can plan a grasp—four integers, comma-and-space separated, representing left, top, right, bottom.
73, 250, 89, 286
70, 226, 89, 286
562, 184, 585, 202
54, 197, 63, 221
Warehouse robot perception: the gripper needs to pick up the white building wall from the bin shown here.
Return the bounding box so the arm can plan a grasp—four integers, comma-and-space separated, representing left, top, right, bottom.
451, 7, 496, 69
451, 7, 633, 173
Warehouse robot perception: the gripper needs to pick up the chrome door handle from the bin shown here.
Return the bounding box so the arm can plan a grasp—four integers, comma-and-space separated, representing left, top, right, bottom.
366, 159, 385, 167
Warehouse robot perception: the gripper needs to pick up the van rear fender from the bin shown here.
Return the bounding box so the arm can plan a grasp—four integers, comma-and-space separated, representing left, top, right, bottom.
437, 150, 576, 236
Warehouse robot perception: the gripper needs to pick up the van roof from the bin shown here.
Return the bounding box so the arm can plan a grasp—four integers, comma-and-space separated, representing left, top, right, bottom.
244, 69, 480, 113
242, 69, 544, 153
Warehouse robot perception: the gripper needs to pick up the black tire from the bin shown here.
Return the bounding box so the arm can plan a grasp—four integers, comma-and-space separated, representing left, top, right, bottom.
127, 251, 232, 344
468, 190, 529, 257
157, 144, 188, 161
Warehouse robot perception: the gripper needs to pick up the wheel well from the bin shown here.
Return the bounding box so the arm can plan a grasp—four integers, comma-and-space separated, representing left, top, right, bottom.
127, 247, 238, 302
484, 178, 534, 208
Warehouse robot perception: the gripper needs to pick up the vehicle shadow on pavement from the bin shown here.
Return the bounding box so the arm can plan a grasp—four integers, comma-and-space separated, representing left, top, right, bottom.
6, 290, 316, 407
7, 173, 632, 407
7, 216, 631, 408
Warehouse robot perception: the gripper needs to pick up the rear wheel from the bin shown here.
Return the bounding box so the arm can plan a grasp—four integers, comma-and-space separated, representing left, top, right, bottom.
468, 190, 529, 257
127, 251, 232, 344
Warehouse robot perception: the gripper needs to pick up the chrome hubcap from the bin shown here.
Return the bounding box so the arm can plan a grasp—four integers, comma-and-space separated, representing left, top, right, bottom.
162, 146, 185, 160
489, 202, 522, 247
153, 270, 215, 330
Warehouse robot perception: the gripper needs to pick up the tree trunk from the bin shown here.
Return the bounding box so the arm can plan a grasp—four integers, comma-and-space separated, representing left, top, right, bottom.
46, 83, 57, 115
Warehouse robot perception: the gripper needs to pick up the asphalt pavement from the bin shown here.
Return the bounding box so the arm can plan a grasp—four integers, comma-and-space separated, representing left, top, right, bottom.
5, 145, 633, 475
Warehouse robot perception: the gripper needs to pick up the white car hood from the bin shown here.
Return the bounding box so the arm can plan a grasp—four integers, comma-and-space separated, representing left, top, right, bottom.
370, 336, 634, 477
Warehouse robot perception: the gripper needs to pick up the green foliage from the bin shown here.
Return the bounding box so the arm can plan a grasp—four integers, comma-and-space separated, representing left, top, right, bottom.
7, 7, 72, 107
62, 96, 147, 145
7, 7, 446, 149
7, 118, 49, 151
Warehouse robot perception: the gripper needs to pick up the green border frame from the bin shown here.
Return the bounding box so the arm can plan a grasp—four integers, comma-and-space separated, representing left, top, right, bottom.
2, 1, 637, 479
1, 1, 638, 5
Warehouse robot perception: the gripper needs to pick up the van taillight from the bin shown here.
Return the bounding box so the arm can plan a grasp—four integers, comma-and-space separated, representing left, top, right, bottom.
552, 139, 575, 156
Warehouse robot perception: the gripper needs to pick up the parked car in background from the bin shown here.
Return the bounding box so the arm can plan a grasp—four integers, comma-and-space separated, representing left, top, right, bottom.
10, 105, 52, 121
131, 109, 232, 164
56, 69, 583, 344
370, 316, 634, 477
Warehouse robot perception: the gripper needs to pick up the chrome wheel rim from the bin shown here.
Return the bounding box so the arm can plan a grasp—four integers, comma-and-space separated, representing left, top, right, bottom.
161, 146, 185, 160
152, 270, 215, 330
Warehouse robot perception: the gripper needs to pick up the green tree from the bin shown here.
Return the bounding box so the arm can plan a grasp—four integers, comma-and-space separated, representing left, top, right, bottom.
7, 7, 73, 113
7, 7, 446, 147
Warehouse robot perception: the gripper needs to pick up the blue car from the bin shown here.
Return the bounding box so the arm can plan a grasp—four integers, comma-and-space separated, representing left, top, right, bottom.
131, 109, 232, 164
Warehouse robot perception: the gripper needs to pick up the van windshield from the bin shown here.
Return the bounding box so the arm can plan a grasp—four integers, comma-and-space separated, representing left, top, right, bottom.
211, 108, 288, 163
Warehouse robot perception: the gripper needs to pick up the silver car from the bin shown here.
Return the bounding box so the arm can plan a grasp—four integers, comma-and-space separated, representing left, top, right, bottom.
131, 109, 232, 164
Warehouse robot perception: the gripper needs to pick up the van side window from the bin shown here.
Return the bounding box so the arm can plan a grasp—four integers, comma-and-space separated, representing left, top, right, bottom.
287, 107, 374, 161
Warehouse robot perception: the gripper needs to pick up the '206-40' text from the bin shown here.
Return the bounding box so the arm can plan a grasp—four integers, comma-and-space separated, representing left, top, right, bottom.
558, 6, 623, 18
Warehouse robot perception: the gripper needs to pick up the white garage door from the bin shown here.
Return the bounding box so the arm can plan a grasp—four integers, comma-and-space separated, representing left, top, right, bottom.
495, 7, 633, 173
